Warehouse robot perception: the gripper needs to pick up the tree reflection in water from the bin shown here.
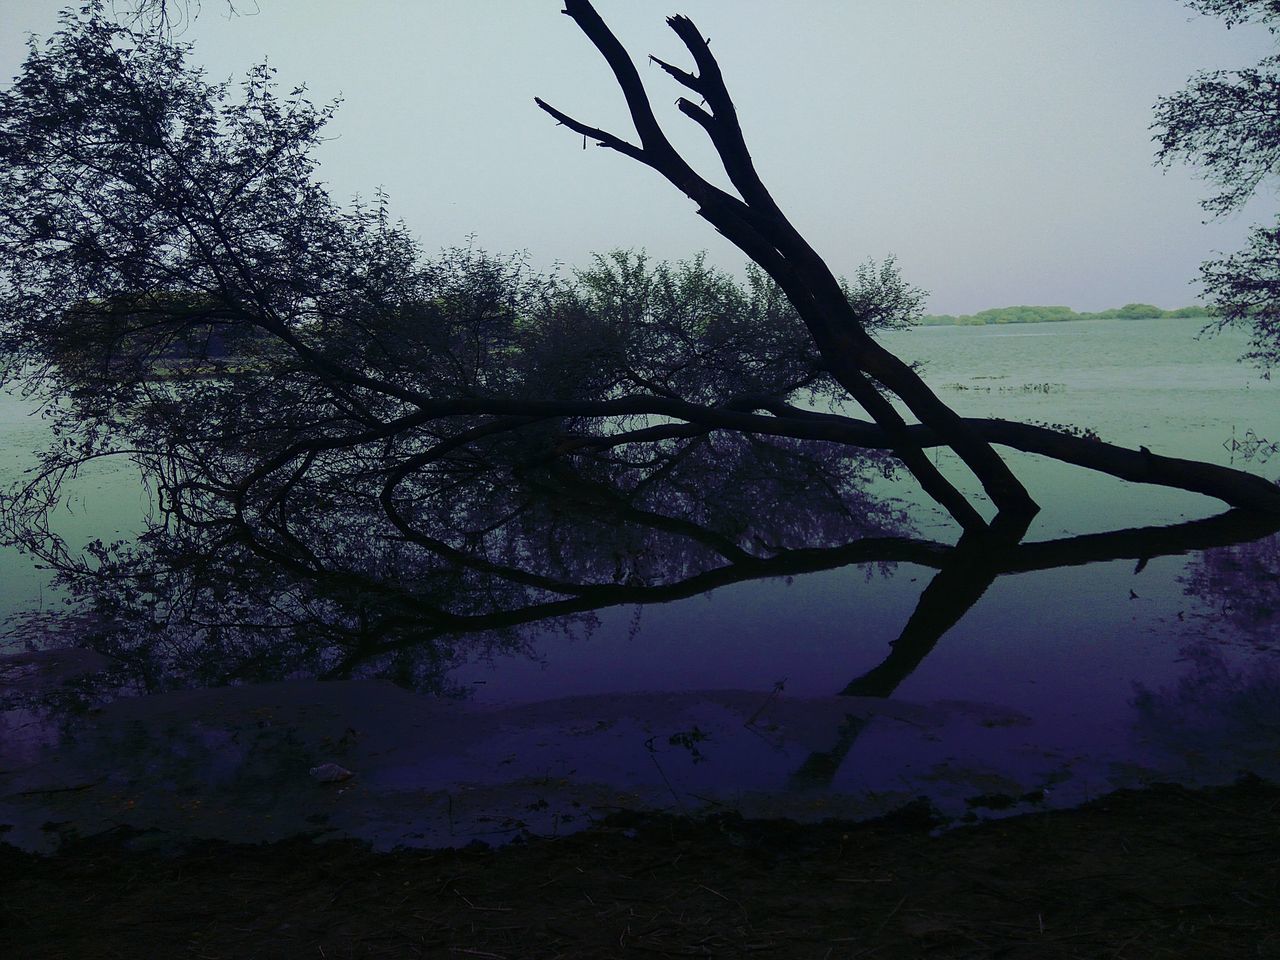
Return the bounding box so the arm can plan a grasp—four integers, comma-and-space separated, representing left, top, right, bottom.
5, 427, 908, 693
1181, 532, 1280, 647
2, 8, 1279, 836
6, 431, 1277, 793
794, 514, 1279, 788
1132, 641, 1280, 778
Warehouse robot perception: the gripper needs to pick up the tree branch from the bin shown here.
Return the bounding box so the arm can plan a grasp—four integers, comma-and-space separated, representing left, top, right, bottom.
543, 0, 1039, 529
532, 98, 646, 162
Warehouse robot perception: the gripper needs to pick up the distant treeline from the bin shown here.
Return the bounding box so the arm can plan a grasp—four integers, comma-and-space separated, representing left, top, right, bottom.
920, 303, 1212, 326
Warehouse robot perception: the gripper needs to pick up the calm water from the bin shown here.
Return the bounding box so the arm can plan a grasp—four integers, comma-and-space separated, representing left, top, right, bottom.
886, 317, 1279, 533
453, 318, 1279, 695
2, 316, 1278, 848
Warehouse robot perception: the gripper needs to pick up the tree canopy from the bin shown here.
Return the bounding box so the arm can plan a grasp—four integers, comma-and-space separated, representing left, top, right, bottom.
1155, 0, 1280, 370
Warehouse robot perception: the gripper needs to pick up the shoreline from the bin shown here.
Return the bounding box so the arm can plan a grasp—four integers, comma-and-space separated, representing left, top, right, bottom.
4, 777, 1277, 958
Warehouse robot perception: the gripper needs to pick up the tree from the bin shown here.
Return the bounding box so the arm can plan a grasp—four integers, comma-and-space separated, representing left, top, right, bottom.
530, 0, 1280, 519
1154, 0, 1280, 370
1, 4, 1279, 693
536, 3, 1039, 534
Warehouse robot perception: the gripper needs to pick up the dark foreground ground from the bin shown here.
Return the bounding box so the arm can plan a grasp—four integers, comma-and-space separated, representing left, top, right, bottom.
2, 779, 1277, 959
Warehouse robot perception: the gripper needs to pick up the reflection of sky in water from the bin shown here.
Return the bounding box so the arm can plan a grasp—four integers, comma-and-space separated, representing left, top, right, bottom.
1, 390, 152, 645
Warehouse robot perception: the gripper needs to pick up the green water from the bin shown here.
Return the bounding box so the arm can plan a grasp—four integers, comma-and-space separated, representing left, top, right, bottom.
1, 315, 1277, 846
876, 316, 1279, 535
3, 315, 1275, 646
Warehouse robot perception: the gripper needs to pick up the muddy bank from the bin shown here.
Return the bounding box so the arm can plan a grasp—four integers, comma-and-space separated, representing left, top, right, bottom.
10, 646, 1279, 857
3, 778, 1277, 959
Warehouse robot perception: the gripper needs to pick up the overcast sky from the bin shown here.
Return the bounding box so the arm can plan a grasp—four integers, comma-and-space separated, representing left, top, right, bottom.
1, 1, 1275, 313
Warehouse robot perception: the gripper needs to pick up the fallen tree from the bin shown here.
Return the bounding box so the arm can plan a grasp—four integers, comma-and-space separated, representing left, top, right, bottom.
0, 6, 1277, 690
534, 0, 1280, 522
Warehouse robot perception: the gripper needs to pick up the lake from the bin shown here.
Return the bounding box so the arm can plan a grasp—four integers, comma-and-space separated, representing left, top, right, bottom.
2, 316, 1278, 850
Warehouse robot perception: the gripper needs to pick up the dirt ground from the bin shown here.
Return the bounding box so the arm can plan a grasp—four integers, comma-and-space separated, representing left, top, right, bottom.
2, 778, 1277, 959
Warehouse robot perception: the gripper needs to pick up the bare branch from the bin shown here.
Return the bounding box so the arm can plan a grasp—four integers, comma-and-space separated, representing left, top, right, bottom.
675, 97, 715, 133
547, 0, 1041, 530
533, 98, 646, 162
560, 0, 687, 166
663, 14, 781, 217
648, 55, 701, 93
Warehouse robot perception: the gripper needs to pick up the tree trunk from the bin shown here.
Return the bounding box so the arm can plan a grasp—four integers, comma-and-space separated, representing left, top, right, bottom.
538, 0, 1039, 534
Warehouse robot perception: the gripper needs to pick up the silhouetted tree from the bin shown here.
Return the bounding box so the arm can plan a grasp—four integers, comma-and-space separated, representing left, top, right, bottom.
532, 1, 1280, 520
1155, 0, 1280, 370
2, 4, 1280, 693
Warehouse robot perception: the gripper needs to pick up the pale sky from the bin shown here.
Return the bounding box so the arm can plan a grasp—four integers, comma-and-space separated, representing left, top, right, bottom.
0, 1, 1275, 313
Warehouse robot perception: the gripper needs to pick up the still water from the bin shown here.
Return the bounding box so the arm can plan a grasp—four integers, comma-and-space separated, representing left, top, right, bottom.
454, 317, 1278, 695
1, 317, 1277, 849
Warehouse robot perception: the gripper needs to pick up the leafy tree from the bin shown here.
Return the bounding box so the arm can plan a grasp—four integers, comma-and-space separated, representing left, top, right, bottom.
1112, 303, 1164, 319
1155, 0, 1280, 370
1, 4, 1279, 691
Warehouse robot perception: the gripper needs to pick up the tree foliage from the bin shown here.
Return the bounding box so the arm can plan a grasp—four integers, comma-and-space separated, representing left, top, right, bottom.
1178, 0, 1280, 29
0, 4, 1277, 690
1155, 0, 1280, 369
0, 9, 915, 687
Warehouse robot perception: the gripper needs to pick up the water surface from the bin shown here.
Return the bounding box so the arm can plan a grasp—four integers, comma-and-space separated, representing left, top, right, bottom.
2, 316, 1277, 850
